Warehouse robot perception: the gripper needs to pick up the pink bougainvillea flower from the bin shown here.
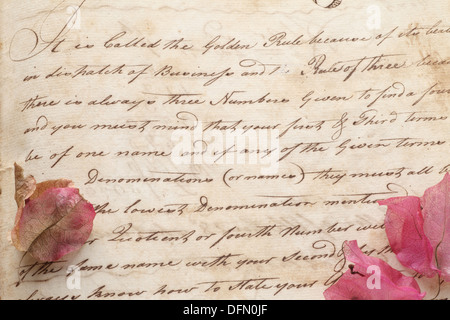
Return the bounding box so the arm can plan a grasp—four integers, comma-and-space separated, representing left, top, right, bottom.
11, 164, 96, 262
379, 174, 450, 281
421, 173, 450, 281
378, 196, 437, 278
324, 241, 425, 300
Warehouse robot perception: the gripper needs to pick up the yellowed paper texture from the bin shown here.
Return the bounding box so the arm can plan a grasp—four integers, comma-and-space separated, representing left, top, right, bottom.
0, 0, 449, 300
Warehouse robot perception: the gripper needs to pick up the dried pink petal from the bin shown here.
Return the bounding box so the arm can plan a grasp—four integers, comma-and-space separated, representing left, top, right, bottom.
11, 164, 96, 262
12, 188, 96, 262
29, 179, 74, 201
421, 173, 450, 281
324, 241, 425, 300
378, 196, 437, 278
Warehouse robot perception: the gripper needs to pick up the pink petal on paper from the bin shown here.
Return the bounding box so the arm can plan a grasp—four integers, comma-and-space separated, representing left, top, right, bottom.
13, 188, 96, 262
324, 241, 425, 300
29, 179, 74, 201
12, 164, 76, 252
421, 173, 450, 281
378, 196, 437, 278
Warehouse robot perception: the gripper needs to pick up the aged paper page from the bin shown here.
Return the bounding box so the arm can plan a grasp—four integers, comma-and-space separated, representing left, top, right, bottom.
0, 0, 449, 300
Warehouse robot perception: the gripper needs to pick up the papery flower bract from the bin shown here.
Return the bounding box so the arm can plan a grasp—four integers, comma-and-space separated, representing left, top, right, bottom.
11, 164, 96, 262
378, 196, 437, 277
323, 240, 425, 300
379, 173, 450, 281
421, 173, 450, 281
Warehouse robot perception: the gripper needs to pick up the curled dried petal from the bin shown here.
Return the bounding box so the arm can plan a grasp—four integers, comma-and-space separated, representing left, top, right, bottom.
12, 188, 96, 261
11, 164, 96, 261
